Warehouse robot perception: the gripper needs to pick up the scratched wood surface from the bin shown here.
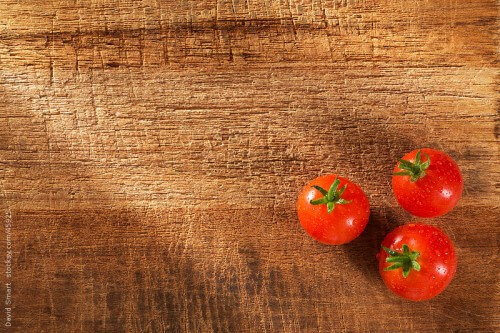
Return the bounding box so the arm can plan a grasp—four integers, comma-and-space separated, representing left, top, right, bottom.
0, 0, 498, 332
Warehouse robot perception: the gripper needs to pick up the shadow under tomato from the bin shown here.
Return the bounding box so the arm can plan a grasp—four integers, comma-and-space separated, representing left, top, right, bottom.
342, 207, 404, 281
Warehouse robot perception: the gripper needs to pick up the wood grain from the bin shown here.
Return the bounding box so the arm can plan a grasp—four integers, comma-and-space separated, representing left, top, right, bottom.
0, 0, 498, 332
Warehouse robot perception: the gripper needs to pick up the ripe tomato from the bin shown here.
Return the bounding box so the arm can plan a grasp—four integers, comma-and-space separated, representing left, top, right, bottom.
377, 223, 457, 301
297, 175, 370, 245
392, 148, 463, 218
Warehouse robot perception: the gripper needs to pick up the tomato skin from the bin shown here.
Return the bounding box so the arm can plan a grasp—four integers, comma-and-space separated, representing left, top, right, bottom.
297, 175, 370, 245
378, 223, 457, 301
392, 148, 463, 218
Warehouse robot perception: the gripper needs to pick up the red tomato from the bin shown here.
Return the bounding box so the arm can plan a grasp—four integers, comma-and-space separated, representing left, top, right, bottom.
392, 148, 463, 218
377, 223, 457, 301
297, 175, 370, 245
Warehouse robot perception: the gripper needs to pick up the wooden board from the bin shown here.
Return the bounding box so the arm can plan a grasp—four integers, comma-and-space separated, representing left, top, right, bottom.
0, 0, 498, 331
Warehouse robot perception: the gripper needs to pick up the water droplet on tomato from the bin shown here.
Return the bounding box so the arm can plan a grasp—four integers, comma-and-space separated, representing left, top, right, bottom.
441, 188, 452, 199
436, 265, 447, 276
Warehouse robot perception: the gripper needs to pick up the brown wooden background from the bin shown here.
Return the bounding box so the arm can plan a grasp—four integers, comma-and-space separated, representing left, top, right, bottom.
0, 0, 498, 332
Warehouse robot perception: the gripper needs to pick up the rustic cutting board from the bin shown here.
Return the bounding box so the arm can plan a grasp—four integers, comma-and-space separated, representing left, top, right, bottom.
0, 0, 498, 332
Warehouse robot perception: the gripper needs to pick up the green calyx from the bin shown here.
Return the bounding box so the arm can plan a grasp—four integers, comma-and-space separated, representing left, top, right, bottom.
309, 177, 352, 213
382, 244, 421, 278
394, 150, 430, 182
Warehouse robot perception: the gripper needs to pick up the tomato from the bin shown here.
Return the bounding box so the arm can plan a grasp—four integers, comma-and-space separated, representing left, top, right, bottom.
377, 223, 457, 301
392, 148, 463, 218
297, 175, 370, 245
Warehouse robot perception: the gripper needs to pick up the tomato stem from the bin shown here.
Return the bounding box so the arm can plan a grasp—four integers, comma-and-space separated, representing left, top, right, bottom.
310, 178, 351, 213
382, 244, 421, 278
393, 150, 430, 182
